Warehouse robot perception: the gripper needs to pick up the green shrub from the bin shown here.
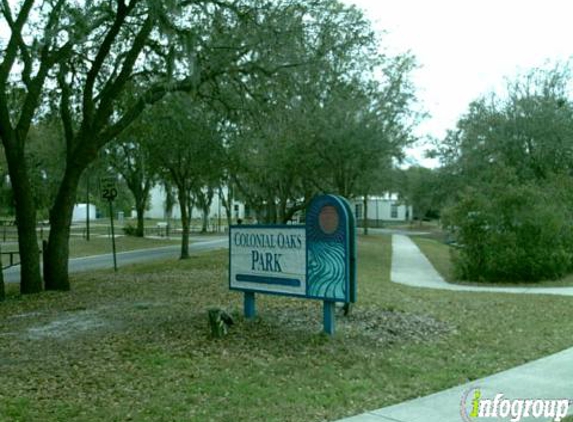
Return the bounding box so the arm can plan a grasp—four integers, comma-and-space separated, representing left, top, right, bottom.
123, 223, 138, 237
443, 181, 573, 283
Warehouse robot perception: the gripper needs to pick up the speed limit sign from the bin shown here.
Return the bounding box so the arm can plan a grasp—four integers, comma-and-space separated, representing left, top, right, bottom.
99, 176, 118, 201
99, 175, 119, 271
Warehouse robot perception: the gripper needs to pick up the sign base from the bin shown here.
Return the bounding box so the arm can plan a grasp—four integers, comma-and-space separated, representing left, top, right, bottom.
244, 291, 256, 319
323, 301, 335, 335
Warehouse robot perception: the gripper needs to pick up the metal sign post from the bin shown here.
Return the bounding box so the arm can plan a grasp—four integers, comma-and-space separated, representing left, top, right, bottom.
108, 200, 117, 271
86, 176, 90, 241
100, 176, 118, 271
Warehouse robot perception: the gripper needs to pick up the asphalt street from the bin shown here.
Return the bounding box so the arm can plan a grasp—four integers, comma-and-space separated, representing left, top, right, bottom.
4, 237, 228, 284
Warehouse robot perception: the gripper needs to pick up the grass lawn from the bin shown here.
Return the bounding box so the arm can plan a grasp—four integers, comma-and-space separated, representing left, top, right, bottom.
1, 234, 573, 421
411, 236, 573, 288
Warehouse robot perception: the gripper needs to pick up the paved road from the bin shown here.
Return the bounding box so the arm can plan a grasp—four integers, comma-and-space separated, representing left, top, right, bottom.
4, 237, 228, 284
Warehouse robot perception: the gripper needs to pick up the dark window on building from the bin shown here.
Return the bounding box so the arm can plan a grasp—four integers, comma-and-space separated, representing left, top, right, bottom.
391, 204, 398, 219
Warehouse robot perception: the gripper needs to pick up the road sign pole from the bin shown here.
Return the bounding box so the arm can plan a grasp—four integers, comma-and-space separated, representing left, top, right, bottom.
109, 200, 117, 272
86, 176, 90, 241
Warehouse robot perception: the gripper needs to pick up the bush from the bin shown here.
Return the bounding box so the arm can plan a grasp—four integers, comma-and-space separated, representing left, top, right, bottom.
123, 223, 138, 237
443, 181, 573, 283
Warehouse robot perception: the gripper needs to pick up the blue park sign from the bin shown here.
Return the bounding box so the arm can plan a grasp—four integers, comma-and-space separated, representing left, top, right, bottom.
229, 194, 357, 334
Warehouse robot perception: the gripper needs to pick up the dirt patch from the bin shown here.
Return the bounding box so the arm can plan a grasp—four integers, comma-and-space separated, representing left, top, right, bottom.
271, 306, 454, 345
8, 311, 44, 320
339, 308, 455, 344
25, 311, 107, 340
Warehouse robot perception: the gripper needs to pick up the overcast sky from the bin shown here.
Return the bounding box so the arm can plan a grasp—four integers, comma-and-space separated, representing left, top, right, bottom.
3, 1, 572, 167
343, 0, 573, 166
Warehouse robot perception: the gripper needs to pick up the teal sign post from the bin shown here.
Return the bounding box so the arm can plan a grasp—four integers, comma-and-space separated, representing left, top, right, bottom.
229, 194, 357, 335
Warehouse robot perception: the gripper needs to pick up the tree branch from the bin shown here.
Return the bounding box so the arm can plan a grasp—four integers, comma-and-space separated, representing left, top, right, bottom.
92, 15, 154, 130
15, 40, 73, 142
82, 0, 138, 127
97, 76, 198, 147
1, 0, 33, 88
0, 0, 34, 88
57, 62, 75, 156
0, 0, 34, 140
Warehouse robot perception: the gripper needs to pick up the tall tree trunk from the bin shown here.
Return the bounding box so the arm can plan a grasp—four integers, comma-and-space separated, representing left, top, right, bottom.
201, 206, 209, 233
363, 194, 369, 236
0, 272, 4, 301
4, 146, 42, 294
265, 199, 277, 224
44, 168, 82, 291
177, 188, 190, 259
278, 197, 287, 224
197, 186, 214, 233
0, 243, 5, 301
219, 186, 233, 227
135, 202, 145, 237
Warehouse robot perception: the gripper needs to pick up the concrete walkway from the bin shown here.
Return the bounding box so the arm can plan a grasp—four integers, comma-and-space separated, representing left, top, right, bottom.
335, 234, 573, 422
391, 234, 573, 296
338, 346, 573, 421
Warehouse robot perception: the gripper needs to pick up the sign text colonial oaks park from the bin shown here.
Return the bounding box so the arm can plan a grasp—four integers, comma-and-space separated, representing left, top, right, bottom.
229, 194, 357, 335
231, 227, 307, 296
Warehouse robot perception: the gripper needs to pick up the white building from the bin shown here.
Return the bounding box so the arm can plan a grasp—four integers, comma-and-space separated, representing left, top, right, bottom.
72, 203, 97, 222
351, 194, 412, 224
143, 186, 411, 227
143, 185, 246, 222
